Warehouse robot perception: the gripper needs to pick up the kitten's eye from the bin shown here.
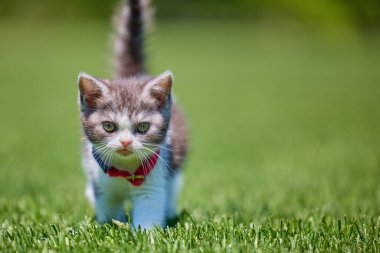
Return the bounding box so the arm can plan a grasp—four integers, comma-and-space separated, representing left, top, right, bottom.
136, 122, 150, 134
102, 121, 118, 133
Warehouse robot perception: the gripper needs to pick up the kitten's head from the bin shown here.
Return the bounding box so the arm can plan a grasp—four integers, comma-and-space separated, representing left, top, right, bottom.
78, 71, 173, 168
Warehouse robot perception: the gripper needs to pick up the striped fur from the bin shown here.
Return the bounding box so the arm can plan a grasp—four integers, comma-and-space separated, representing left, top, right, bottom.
113, 0, 152, 78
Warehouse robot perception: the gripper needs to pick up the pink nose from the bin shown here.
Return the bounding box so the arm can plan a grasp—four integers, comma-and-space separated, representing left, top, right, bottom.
120, 139, 132, 148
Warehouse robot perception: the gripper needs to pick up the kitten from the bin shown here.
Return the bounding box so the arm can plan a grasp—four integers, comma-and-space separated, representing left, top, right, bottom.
77, 0, 187, 229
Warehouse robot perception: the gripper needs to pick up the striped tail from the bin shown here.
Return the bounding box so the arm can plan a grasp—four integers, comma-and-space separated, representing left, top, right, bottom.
113, 0, 152, 78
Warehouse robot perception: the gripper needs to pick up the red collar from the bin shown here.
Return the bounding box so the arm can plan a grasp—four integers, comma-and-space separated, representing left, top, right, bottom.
107, 149, 160, 186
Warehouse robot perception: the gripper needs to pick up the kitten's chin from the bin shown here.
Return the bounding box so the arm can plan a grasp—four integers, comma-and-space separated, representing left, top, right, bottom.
115, 151, 135, 159
112, 151, 141, 171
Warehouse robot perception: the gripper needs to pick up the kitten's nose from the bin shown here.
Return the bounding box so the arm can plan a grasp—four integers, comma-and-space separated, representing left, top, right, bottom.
120, 139, 132, 148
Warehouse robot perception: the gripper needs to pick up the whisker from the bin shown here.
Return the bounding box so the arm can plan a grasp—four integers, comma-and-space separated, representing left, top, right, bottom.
134, 149, 143, 172
141, 146, 176, 175
142, 142, 173, 152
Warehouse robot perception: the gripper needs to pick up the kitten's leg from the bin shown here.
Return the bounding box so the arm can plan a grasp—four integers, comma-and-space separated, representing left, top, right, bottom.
95, 195, 126, 223
130, 188, 167, 229
93, 182, 127, 223
130, 169, 167, 230
166, 170, 183, 220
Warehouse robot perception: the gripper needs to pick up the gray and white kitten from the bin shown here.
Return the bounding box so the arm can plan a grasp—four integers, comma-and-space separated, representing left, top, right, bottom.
78, 0, 187, 229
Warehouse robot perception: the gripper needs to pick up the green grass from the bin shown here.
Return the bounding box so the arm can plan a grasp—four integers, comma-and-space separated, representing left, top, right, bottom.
0, 18, 380, 252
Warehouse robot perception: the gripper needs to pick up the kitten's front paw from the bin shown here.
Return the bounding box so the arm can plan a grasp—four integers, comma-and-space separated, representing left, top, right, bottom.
96, 211, 127, 224
132, 220, 165, 231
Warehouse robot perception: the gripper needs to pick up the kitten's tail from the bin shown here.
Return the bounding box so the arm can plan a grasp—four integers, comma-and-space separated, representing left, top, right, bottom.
113, 0, 152, 78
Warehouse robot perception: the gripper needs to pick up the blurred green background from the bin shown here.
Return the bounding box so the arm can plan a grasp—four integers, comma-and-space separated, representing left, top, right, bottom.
1, 0, 380, 30
0, 0, 380, 249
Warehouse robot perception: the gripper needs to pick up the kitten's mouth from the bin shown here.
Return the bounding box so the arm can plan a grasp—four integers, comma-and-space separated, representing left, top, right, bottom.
116, 148, 132, 156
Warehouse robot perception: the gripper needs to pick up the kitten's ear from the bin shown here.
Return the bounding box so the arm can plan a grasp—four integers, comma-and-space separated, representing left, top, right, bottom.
144, 70, 173, 106
77, 72, 108, 108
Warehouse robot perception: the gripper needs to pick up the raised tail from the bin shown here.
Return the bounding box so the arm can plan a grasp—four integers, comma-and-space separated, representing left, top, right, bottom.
113, 0, 152, 78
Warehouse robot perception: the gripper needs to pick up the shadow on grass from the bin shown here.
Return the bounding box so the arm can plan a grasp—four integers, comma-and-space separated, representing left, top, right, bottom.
166, 209, 194, 228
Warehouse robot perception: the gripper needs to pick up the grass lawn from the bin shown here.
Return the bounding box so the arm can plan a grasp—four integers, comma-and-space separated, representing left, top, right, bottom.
0, 18, 380, 252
